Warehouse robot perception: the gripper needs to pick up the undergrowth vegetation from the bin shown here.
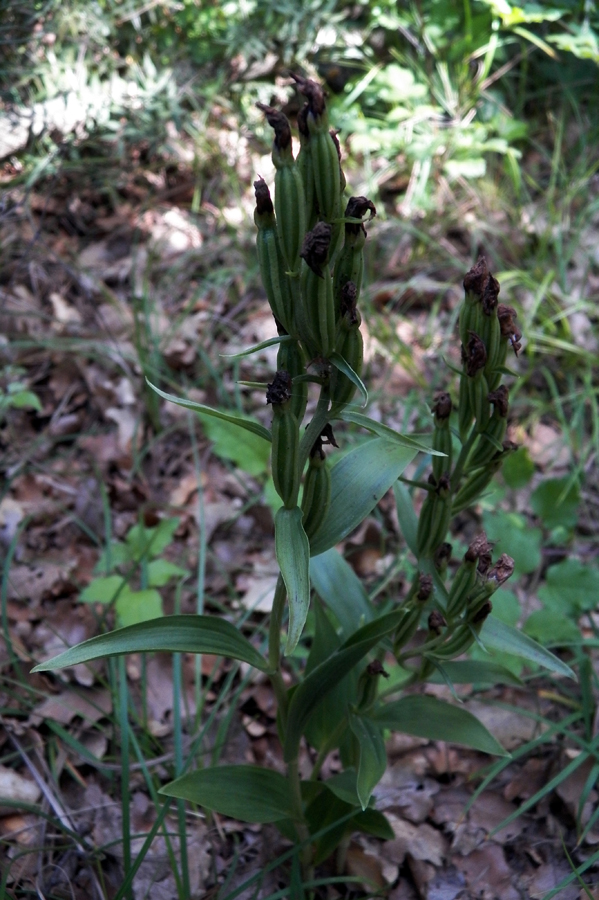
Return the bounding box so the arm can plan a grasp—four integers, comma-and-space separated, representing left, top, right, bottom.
1, 1, 599, 898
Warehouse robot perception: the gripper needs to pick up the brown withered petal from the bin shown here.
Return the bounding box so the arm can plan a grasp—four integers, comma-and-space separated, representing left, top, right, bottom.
340, 281, 359, 323
300, 222, 332, 277
463, 256, 500, 315
417, 574, 433, 601
320, 422, 339, 448
290, 72, 326, 117
344, 196, 377, 235
256, 103, 292, 151
434, 542, 453, 569
501, 440, 519, 455
254, 177, 274, 216
488, 385, 509, 417
274, 316, 288, 337
367, 660, 389, 678
488, 553, 515, 586
497, 304, 520, 338
436, 474, 451, 498
266, 370, 293, 405
471, 600, 493, 624
428, 610, 447, 634
433, 391, 452, 420
465, 532, 491, 564
463, 331, 487, 376
297, 102, 309, 137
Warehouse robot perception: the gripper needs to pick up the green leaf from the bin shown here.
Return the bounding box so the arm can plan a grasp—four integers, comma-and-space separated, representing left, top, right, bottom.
530, 476, 580, 531
329, 351, 368, 407
309, 439, 417, 557
426, 659, 523, 686
9, 390, 42, 411
115, 587, 163, 627
147, 380, 271, 442
275, 507, 311, 655
220, 335, 293, 358
310, 548, 373, 637
349, 712, 387, 810
147, 559, 190, 587
393, 482, 419, 556
125, 519, 179, 560
160, 766, 292, 823
31, 615, 271, 673
501, 447, 534, 489
199, 413, 271, 476
340, 411, 435, 454
353, 808, 394, 841
80, 575, 126, 604
370, 695, 508, 756
94, 541, 131, 573
323, 769, 360, 806
482, 510, 542, 576
480, 615, 575, 679
523, 610, 581, 646
538, 559, 599, 616
284, 609, 407, 762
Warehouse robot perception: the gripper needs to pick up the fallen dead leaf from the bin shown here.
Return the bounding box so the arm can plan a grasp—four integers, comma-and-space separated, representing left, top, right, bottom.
0, 765, 41, 810
383, 814, 447, 867
453, 842, 520, 900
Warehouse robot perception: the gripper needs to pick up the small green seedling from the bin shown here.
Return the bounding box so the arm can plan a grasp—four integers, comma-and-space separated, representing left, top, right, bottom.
81, 517, 189, 628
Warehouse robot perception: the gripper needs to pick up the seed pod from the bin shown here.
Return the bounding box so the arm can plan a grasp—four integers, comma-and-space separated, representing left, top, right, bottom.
467, 385, 509, 469
416, 489, 436, 558
254, 178, 293, 332
446, 533, 492, 619
333, 196, 376, 310
296, 102, 317, 230
301, 448, 331, 541
267, 371, 300, 509
451, 457, 502, 515
427, 477, 452, 555
330, 283, 363, 416
427, 622, 476, 661
431, 392, 453, 481
291, 74, 341, 226
393, 573, 432, 656
257, 104, 306, 276
277, 338, 308, 424
462, 332, 490, 433
298, 223, 336, 357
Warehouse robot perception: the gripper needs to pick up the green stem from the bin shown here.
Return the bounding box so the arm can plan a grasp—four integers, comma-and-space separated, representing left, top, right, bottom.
268, 574, 289, 722
288, 757, 314, 878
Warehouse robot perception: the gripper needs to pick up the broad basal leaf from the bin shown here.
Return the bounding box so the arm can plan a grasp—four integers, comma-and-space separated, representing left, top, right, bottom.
275, 506, 311, 655
370, 695, 508, 756
309, 439, 417, 557
32, 615, 271, 673
160, 766, 292, 823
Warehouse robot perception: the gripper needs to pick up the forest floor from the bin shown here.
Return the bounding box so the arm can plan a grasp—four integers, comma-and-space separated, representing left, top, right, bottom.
1, 119, 599, 900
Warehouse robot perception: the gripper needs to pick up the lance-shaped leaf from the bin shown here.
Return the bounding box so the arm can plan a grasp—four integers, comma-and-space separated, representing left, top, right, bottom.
340, 411, 438, 455
480, 615, 575, 679
309, 439, 417, 557
369, 695, 508, 756
311, 548, 374, 636
393, 482, 419, 556
329, 350, 368, 407
275, 506, 311, 655
349, 712, 387, 810
147, 380, 271, 442
220, 334, 293, 359
161, 766, 293, 823
284, 609, 407, 762
31, 615, 271, 673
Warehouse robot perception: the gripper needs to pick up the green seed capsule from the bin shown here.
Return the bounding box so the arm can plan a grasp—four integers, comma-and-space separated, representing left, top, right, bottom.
330, 296, 363, 417
301, 453, 331, 541
277, 339, 308, 424
431, 392, 453, 482
296, 103, 317, 230
254, 178, 293, 333
267, 371, 300, 509
257, 104, 306, 276
451, 457, 502, 515
427, 622, 476, 661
